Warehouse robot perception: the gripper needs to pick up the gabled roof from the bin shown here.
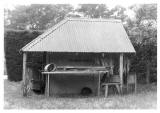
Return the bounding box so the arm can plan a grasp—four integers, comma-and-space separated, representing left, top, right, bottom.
21, 18, 136, 53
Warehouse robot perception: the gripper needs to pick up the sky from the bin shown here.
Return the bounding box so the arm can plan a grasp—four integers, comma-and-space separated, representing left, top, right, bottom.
3, 0, 157, 20
4, 0, 157, 10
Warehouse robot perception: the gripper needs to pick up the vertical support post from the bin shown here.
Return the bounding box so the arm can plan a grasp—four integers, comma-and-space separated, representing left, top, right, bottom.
97, 72, 101, 96
45, 53, 49, 97
22, 52, 27, 96
23, 53, 27, 83
41, 52, 47, 83
119, 53, 123, 93
43, 52, 47, 68
109, 57, 113, 75
126, 57, 130, 92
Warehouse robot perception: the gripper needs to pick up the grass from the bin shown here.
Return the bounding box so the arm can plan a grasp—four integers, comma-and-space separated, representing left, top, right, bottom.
4, 79, 157, 109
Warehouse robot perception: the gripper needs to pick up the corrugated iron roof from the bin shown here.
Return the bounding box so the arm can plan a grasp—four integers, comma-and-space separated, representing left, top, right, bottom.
21, 18, 136, 53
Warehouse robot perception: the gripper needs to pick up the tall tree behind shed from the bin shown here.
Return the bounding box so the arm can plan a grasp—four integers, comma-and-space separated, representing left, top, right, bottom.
76, 4, 111, 18
126, 4, 157, 84
4, 4, 73, 30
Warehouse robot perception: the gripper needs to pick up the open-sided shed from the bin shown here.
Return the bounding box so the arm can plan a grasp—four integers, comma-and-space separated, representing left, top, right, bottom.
21, 18, 136, 97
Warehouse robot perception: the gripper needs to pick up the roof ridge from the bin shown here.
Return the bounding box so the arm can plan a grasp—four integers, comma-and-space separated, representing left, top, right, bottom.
21, 18, 69, 52
67, 17, 121, 23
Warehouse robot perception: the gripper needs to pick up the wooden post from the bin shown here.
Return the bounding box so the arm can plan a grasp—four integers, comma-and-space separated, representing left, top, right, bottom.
22, 52, 27, 96
47, 74, 50, 97
45, 53, 49, 97
126, 57, 130, 92
43, 52, 47, 68
109, 57, 113, 75
119, 53, 123, 93
41, 52, 47, 82
104, 85, 108, 97
115, 84, 121, 94
97, 72, 101, 96
23, 53, 27, 83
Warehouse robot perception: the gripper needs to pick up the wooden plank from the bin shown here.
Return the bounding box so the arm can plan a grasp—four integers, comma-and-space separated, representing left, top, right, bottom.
42, 70, 108, 75
119, 53, 123, 93
57, 66, 110, 70
102, 83, 120, 85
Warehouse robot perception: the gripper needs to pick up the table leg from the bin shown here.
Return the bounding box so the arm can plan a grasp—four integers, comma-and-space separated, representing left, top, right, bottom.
47, 74, 50, 97
115, 84, 120, 94
105, 85, 108, 97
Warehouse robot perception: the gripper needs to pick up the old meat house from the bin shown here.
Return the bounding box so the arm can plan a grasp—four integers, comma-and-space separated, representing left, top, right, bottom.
21, 18, 136, 97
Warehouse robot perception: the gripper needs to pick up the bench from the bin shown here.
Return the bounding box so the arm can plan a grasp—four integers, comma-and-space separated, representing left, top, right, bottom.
102, 82, 121, 97
101, 75, 121, 97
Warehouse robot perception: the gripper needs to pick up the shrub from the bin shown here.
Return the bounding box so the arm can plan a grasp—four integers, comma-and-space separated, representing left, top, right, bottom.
4, 30, 43, 81
130, 42, 157, 83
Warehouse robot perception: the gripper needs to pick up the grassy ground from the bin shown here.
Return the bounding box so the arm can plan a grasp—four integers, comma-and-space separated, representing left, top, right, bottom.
4, 79, 157, 109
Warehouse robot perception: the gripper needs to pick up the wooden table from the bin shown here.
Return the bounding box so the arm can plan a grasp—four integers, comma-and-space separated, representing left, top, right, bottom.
42, 70, 108, 97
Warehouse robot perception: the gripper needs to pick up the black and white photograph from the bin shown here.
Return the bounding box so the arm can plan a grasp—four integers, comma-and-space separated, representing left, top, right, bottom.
2, 0, 158, 110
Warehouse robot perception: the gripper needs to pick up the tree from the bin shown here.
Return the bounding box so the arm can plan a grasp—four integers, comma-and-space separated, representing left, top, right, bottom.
4, 4, 73, 30
109, 5, 128, 22
76, 4, 110, 18
127, 4, 157, 84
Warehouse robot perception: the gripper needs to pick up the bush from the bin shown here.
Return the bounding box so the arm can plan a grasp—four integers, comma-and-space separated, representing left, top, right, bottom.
4, 30, 43, 81
130, 42, 157, 83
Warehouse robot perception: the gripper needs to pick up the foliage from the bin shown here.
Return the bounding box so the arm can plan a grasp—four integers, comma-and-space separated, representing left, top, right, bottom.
108, 5, 128, 22
4, 4, 73, 30
130, 42, 157, 83
76, 4, 110, 18
127, 4, 157, 83
4, 30, 42, 81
